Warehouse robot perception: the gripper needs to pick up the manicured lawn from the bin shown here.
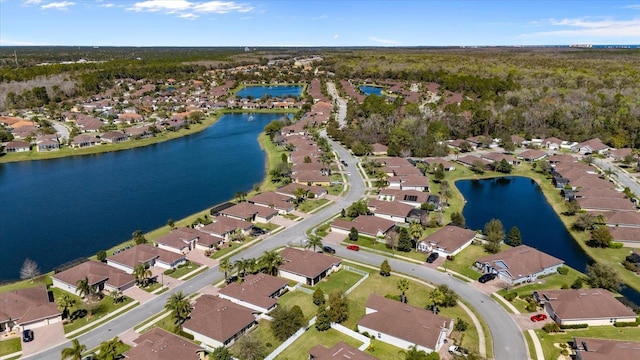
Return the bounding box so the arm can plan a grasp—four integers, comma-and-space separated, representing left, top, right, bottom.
303, 269, 363, 294
274, 327, 362, 360
165, 261, 204, 279
277, 291, 317, 322
365, 339, 404, 359
535, 327, 640, 359
0, 338, 21, 357
141, 282, 163, 293
314, 222, 332, 237
254, 222, 279, 232
297, 198, 330, 213
342, 235, 426, 262
0, 275, 51, 293
282, 214, 299, 220
326, 184, 344, 196
211, 242, 244, 259
442, 243, 487, 280
230, 319, 284, 357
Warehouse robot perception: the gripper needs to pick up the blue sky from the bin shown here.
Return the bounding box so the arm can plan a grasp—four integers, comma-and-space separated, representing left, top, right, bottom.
1, 0, 639, 46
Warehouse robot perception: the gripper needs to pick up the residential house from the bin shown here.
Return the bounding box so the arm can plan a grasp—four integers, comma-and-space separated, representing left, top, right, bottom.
5, 140, 30, 152
482, 152, 520, 165
71, 134, 100, 148
517, 149, 547, 162
217, 273, 288, 313
101, 130, 128, 144
248, 191, 295, 214
371, 143, 388, 155
417, 225, 477, 256
106, 244, 186, 274
154, 227, 199, 254
574, 138, 609, 155
331, 215, 397, 239
475, 245, 564, 285
601, 211, 640, 228
456, 155, 490, 168
533, 289, 636, 326
572, 337, 640, 360
309, 342, 376, 360
278, 248, 342, 286
423, 158, 456, 171
576, 197, 636, 212
387, 175, 430, 192
377, 189, 430, 207
183, 295, 256, 348
608, 227, 640, 245
123, 327, 206, 360
35, 135, 60, 152
0, 286, 62, 331
219, 202, 278, 223
199, 216, 254, 240
367, 199, 418, 223
276, 183, 327, 199
52, 260, 135, 294
543, 137, 564, 151
609, 148, 633, 162
357, 294, 453, 354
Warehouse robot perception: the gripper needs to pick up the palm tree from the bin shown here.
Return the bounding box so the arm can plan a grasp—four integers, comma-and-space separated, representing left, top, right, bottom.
109, 289, 124, 304
305, 236, 323, 252
76, 277, 96, 302
96, 337, 121, 360
133, 263, 152, 287
57, 293, 76, 320
219, 258, 233, 280
165, 291, 191, 329
602, 167, 617, 181
409, 222, 423, 243
397, 278, 410, 303
399, 344, 429, 360
61, 339, 86, 360
259, 250, 283, 276
293, 186, 308, 204
244, 257, 258, 275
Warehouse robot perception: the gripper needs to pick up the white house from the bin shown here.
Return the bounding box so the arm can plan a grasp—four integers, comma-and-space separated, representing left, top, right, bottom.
475, 245, 564, 285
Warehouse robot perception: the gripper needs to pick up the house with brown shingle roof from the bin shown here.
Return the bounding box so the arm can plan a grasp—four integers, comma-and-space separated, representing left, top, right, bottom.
219, 202, 278, 223
417, 225, 478, 256
475, 245, 564, 285
278, 248, 342, 286
106, 244, 186, 274
517, 149, 547, 162
331, 215, 396, 239
608, 226, 640, 245
154, 227, 199, 254
183, 295, 256, 348
200, 216, 253, 240
5, 140, 30, 152
35, 134, 60, 152
533, 289, 636, 326
573, 138, 609, 155
600, 211, 640, 228
377, 189, 430, 207
52, 260, 135, 294
358, 294, 452, 354
101, 130, 128, 144
608, 147, 633, 162
248, 191, 295, 214
0, 286, 62, 332
576, 197, 636, 212
371, 143, 388, 156
572, 337, 640, 360
367, 199, 418, 223
123, 327, 206, 360
217, 273, 288, 313
310, 342, 376, 360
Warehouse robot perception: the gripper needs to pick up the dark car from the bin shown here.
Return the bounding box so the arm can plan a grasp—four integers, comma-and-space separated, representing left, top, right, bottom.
322, 245, 336, 254
426, 252, 439, 263
478, 273, 497, 283
22, 329, 34, 342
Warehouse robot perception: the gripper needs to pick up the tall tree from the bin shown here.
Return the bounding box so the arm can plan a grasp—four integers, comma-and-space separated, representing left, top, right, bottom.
450, 212, 466, 227
484, 218, 505, 253
219, 258, 233, 280
133, 263, 152, 287
210, 346, 233, 360
270, 306, 305, 341
397, 278, 410, 303
20, 258, 41, 281
61, 339, 86, 360
313, 288, 325, 306
235, 333, 266, 360
349, 227, 359, 242
132, 230, 147, 245
259, 251, 283, 276
506, 226, 522, 246
76, 277, 96, 302
57, 293, 76, 320
327, 290, 349, 323
589, 226, 613, 248
586, 263, 622, 292
429, 284, 459, 308
96, 337, 122, 360
164, 291, 192, 329
315, 306, 332, 331
305, 236, 323, 252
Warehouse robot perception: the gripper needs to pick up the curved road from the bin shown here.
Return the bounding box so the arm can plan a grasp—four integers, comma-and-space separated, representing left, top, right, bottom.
27, 137, 527, 360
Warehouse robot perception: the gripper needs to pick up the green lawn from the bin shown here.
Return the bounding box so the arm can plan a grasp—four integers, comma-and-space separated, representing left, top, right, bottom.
297, 198, 330, 213
275, 327, 362, 360
303, 269, 364, 294
535, 327, 640, 359
230, 319, 284, 357
165, 261, 205, 279
211, 242, 244, 259
277, 291, 317, 322
342, 235, 426, 262
0, 338, 21, 357
141, 282, 163, 293
442, 243, 487, 280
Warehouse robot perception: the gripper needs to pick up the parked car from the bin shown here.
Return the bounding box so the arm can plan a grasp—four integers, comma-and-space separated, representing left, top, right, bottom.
426, 252, 439, 263
322, 245, 336, 254
448, 345, 468, 357
22, 329, 34, 343
347, 244, 360, 251
530, 314, 548, 322
478, 273, 497, 283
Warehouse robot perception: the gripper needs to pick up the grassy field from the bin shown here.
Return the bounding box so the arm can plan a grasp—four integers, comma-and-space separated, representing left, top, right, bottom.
230, 319, 284, 357
277, 291, 317, 322
0, 338, 20, 357
442, 243, 487, 280
275, 328, 362, 360
165, 261, 204, 279
535, 327, 640, 359
303, 269, 364, 294
297, 198, 330, 213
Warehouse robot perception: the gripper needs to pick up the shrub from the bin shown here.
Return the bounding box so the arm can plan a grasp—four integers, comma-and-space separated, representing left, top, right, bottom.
561, 284, 569, 289
557, 266, 569, 275
164, 269, 174, 275
266, 342, 273, 348
571, 277, 584, 289
560, 323, 588, 329
613, 321, 639, 327
543, 323, 561, 333
609, 242, 624, 249
384, 294, 402, 302
504, 292, 517, 302
622, 261, 639, 272
560, 349, 569, 356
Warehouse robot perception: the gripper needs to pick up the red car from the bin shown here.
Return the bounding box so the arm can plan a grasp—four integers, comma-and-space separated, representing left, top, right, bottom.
530, 314, 547, 322
347, 244, 360, 251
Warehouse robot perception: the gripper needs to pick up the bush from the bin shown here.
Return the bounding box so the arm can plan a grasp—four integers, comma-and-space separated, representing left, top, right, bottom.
560, 349, 569, 356
164, 269, 174, 275
622, 261, 639, 272
609, 242, 624, 249
571, 277, 584, 289
561, 284, 569, 289
557, 266, 569, 275
504, 292, 517, 301
560, 323, 588, 329
384, 294, 402, 302
613, 321, 639, 327
543, 323, 561, 333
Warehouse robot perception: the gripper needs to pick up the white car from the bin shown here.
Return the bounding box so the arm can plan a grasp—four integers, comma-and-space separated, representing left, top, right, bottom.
448, 345, 469, 357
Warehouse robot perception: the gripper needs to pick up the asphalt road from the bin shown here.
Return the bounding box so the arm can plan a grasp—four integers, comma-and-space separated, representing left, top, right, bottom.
28, 136, 527, 360
326, 82, 347, 128
593, 158, 640, 197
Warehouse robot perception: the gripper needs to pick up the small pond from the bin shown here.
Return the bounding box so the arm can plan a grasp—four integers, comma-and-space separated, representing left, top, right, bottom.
237, 85, 303, 99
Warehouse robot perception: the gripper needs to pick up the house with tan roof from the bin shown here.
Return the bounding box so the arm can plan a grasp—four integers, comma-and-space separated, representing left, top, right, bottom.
217, 273, 288, 313
533, 289, 636, 326
278, 248, 342, 286
367, 199, 418, 223
248, 191, 295, 214
573, 138, 609, 155
423, 158, 456, 171
276, 183, 327, 199
123, 327, 206, 360
456, 155, 490, 168
219, 202, 278, 223
377, 189, 430, 206
154, 227, 199, 254
101, 130, 128, 144
106, 244, 186, 274
331, 215, 397, 239
475, 245, 564, 285
371, 143, 388, 156
35, 134, 60, 152
183, 295, 256, 348
0, 286, 62, 332
5, 140, 30, 152
572, 337, 640, 360
517, 149, 547, 162
52, 260, 135, 294
310, 342, 376, 360
358, 294, 452, 354
608, 147, 633, 162
608, 226, 640, 245
417, 225, 477, 256
199, 216, 253, 240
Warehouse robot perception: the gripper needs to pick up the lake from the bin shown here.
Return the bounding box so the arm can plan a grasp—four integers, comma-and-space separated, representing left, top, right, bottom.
236, 85, 303, 99
359, 85, 383, 96
457, 176, 640, 306
0, 112, 289, 281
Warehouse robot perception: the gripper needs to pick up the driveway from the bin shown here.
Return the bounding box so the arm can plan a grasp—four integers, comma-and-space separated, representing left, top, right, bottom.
124, 286, 156, 304
512, 313, 552, 331
186, 250, 218, 268
20, 323, 66, 357
270, 216, 296, 227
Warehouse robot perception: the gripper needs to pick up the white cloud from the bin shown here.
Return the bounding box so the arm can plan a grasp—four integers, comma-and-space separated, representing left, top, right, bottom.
128, 0, 253, 17
523, 17, 640, 38
99, 3, 117, 8
333, 34, 339, 39
624, 4, 640, 9
41, 1, 76, 10
23, 0, 44, 4
312, 14, 328, 20
368, 36, 400, 45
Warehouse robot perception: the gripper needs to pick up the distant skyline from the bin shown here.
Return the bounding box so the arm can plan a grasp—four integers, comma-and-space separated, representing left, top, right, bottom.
1, 0, 640, 47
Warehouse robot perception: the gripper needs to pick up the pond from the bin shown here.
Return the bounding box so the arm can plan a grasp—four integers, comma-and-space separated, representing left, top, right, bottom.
359, 85, 383, 96
236, 85, 303, 99
0, 113, 289, 281
457, 176, 640, 306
